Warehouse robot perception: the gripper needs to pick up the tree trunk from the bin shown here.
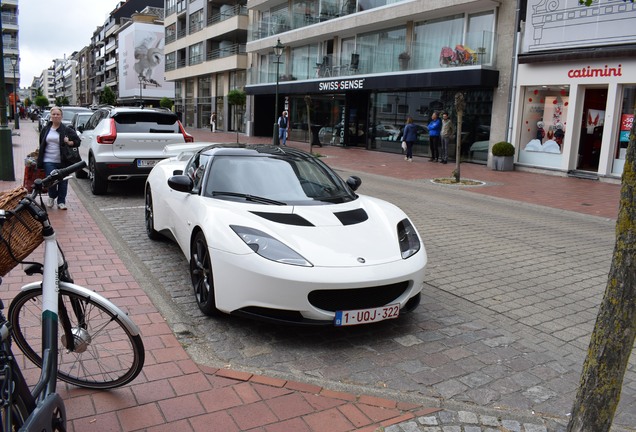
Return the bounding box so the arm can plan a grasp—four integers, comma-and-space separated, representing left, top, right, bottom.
567, 112, 636, 432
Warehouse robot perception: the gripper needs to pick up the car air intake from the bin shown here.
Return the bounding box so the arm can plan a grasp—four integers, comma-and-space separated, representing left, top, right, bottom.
251, 212, 314, 226
333, 208, 368, 225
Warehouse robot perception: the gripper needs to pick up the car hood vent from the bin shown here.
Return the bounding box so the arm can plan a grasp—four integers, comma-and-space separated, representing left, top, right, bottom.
251, 212, 315, 226
333, 208, 368, 226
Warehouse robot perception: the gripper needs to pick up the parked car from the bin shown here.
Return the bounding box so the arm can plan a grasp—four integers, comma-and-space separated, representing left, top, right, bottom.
69, 112, 93, 133
80, 106, 194, 195
369, 124, 401, 139
145, 144, 427, 325
38, 110, 50, 132
60, 106, 92, 127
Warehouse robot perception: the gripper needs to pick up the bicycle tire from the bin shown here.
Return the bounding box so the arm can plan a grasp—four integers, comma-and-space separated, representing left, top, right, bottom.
8, 287, 144, 389
0, 387, 29, 431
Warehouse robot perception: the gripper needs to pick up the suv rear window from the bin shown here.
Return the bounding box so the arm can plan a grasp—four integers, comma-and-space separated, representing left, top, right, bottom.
112, 112, 180, 133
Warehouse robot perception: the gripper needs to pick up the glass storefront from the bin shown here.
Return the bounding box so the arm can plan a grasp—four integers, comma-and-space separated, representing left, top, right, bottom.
613, 85, 635, 175
517, 85, 570, 168
286, 88, 492, 162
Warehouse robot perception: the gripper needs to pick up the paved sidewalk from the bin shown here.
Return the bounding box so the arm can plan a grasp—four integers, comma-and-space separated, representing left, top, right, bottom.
0, 124, 623, 431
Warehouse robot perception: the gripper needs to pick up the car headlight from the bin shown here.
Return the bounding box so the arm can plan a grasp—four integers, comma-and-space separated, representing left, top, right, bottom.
397, 219, 420, 259
231, 225, 313, 267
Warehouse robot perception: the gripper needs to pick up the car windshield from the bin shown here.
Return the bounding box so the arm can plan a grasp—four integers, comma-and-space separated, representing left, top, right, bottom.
204, 154, 356, 205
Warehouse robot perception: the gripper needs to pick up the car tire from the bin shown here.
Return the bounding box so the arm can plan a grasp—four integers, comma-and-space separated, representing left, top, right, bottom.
75, 166, 88, 179
89, 156, 108, 195
190, 231, 219, 316
144, 187, 162, 240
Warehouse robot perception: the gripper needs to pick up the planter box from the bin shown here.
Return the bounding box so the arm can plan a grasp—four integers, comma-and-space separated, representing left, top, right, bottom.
493, 155, 514, 171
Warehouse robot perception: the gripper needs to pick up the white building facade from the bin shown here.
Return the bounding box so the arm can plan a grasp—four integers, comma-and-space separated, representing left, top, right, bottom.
511, 0, 636, 181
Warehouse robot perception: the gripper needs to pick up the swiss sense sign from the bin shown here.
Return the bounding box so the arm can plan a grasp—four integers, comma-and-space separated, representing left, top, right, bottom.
567, 64, 622, 79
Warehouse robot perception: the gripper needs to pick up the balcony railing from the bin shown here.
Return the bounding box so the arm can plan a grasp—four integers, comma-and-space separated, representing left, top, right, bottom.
251, 32, 496, 85
207, 5, 248, 26
1, 12, 18, 26
249, 9, 355, 41
206, 43, 246, 61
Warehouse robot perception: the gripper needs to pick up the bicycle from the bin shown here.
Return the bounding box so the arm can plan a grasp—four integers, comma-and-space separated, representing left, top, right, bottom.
0, 162, 145, 430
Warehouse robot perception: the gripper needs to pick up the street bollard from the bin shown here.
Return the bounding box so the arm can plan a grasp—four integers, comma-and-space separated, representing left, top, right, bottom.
0, 126, 15, 181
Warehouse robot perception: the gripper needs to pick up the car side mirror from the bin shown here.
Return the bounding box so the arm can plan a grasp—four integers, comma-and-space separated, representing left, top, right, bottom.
168, 175, 194, 193
78, 125, 84, 132
346, 175, 362, 191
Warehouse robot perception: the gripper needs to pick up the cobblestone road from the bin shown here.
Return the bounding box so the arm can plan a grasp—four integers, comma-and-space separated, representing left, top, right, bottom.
71, 162, 634, 431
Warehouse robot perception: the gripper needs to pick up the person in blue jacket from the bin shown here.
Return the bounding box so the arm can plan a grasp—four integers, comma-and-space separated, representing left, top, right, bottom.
402, 117, 418, 162
428, 112, 442, 162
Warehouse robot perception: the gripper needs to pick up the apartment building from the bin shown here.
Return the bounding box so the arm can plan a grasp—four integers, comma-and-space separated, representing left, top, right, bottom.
163, 0, 249, 131
245, 0, 517, 163
30, 68, 54, 105
88, 0, 165, 107
1, 0, 19, 120
511, 0, 636, 182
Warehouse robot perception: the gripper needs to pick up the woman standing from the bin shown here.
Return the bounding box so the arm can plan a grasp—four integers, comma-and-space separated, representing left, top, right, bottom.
37, 106, 81, 210
402, 117, 418, 162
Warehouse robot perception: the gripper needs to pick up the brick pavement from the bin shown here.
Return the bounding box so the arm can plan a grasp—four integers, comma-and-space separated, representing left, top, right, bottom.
0, 123, 625, 431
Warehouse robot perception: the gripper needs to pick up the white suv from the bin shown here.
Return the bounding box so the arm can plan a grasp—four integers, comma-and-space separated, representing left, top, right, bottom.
79, 106, 193, 195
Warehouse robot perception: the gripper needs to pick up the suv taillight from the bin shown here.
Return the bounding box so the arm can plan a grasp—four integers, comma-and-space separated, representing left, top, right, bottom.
179, 121, 194, 143
96, 119, 117, 144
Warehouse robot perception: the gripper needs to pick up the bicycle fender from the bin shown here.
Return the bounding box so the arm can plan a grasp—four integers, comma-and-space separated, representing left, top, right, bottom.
20, 281, 142, 337
19, 392, 66, 432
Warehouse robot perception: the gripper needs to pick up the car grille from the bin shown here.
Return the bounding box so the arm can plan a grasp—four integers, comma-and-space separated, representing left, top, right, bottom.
308, 282, 410, 312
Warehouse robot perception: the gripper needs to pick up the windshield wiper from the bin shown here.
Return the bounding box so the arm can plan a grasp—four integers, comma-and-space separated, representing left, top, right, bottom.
211, 191, 287, 206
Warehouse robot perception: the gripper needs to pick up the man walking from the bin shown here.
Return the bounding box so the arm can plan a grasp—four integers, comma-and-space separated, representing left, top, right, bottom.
440, 112, 455, 164
428, 112, 441, 162
278, 111, 289, 146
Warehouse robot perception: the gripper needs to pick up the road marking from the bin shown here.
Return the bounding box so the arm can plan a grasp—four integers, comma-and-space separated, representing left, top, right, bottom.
100, 206, 145, 211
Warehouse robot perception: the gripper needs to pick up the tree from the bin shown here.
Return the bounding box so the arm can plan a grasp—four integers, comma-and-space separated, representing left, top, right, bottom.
227, 89, 246, 143
568, 2, 635, 430
55, 96, 69, 106
34, 95, 49, 110
160, 97, 174, 110
100, 86, 116, 105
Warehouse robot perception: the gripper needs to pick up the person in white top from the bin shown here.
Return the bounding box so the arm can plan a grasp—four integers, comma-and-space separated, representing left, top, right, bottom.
36, 106, 81, 210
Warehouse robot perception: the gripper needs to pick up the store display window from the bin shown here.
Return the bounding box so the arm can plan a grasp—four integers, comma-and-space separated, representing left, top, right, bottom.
518, 85, 569, 167
612, 86, 635, 175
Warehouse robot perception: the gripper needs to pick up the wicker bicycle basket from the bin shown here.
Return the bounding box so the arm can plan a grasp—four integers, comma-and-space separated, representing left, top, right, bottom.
0, 187, 43, 277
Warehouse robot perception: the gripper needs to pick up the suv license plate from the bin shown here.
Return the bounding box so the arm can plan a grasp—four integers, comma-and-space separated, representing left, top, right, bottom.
335, 304, 399, 326
137, 159, 161, 168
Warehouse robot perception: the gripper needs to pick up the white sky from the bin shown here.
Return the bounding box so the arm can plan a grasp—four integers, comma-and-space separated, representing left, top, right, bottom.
18, 0, 122, 86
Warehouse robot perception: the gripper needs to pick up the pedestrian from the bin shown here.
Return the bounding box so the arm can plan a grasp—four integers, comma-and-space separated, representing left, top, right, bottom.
440, 112, 455, 164
402, 117, 418, 162
278, 111, 289, 146
428, 111, 441, 162
210, 111, 217, 132
36, 106, 81, 211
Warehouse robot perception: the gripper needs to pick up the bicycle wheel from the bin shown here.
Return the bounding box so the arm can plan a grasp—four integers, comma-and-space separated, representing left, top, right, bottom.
0, 391, 29, 431
8, 287, 145, 389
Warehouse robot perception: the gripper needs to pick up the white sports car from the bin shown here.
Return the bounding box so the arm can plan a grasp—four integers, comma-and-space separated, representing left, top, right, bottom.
145, 144, 427, 326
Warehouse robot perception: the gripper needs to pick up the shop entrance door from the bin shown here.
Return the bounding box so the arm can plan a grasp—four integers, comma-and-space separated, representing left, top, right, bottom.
576, 87, 607, 172
345, 92, 369, 147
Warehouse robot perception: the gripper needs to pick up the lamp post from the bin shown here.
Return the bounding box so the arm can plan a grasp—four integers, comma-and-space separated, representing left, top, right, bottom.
272, 39, 284, 146
10, 55, 19, 130
138, 74, 144, 107
0, 14, 16, 181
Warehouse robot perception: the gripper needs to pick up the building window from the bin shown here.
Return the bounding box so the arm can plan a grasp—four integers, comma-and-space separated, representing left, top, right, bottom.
357, 27, 406, 74
613, 85, 635, 174
517, 86, 569, 167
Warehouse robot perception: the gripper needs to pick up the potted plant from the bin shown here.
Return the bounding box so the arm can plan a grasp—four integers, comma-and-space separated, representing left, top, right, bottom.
398, 52, 410, 70
491, 141, 515, 171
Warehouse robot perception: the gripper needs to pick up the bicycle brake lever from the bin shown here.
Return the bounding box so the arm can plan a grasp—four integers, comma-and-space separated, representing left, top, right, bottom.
24, 263, 44, 276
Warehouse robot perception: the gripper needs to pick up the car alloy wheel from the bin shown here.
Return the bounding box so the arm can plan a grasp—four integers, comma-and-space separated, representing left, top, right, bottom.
190, 231, 218, 316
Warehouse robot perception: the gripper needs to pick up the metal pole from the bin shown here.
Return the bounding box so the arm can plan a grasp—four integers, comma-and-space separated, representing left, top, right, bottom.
272, 39, 283, 146
11, 56, 19, 130
138, 75, 143, 107
0, 10, 15, 181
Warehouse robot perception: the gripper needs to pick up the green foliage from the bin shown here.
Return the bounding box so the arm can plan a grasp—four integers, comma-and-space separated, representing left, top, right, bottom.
55, 96, 69, 106
24, 98, 32, 107
227, 89, 246, 107
34, 95, 49, 109
160, 97, 174, 109
100, 86, 116, 105
491, 141, 515, 157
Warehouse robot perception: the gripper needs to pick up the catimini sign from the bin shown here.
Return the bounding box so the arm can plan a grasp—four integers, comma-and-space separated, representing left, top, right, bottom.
567, 64, 622, 79
318, 78, 366, 92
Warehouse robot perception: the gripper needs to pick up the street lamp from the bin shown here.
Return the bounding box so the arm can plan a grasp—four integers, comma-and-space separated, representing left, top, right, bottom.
272, 39, 284, 145
10, 55, 19, 130
138, 74, 144, 107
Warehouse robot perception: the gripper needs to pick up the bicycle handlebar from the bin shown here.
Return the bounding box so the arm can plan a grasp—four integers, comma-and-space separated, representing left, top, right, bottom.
33, 161, 87, 194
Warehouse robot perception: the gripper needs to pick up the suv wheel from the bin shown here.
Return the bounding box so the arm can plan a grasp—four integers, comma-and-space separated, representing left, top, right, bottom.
89, 156, 108, 195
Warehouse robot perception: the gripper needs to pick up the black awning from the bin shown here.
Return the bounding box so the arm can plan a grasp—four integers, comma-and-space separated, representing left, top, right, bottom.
246, 68, 500, 95
518, 44, 636, 64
